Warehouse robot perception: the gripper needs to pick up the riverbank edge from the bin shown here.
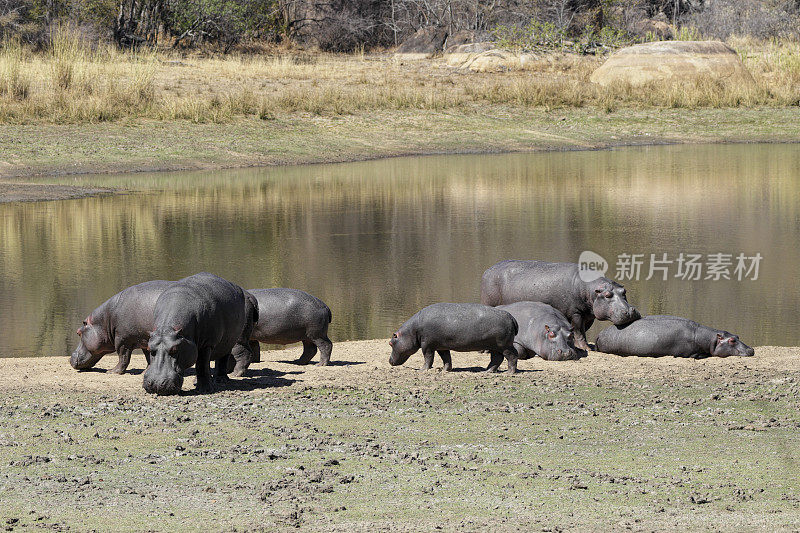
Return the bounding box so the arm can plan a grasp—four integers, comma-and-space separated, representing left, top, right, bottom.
2, 106, 800, 202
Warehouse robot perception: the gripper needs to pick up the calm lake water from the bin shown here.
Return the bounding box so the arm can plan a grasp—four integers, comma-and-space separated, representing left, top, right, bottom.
1, 144, 799, 358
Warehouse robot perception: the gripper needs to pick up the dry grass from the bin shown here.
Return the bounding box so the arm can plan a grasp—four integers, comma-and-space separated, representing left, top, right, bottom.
0, 33, 799, 124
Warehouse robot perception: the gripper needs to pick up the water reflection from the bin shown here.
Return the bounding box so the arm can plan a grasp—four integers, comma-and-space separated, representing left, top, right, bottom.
1, 144, 798, 358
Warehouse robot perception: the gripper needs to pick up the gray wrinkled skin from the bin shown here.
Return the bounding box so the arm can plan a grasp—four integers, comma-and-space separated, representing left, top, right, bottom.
143, 272, 246, 395
595, 315, 755, 358
243, 288, 333, 370
70, 280, 174, 374
389, 303, 519, 373
481, 260, 640, 351
497, 301, 587, 361
228, 290, 261, 377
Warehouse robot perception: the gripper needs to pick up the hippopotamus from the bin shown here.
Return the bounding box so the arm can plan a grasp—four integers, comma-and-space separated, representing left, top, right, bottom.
71, 280, 174, 374
143, 272, 246, 395
481, 260, 640, 351
229, 290, 261, 377
234, 288, 332, 372
496, 302, 587, 361
595, 315, 755, 358
389, 303, 519, 373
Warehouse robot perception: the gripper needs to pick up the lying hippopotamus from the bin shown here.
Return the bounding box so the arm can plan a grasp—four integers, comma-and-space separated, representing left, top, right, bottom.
71, 280, 174, 374
229, 290, 261, 377
481, 260, 640, 351
595, 315, 755, 358
389, 303, 519, 373
232, 288, 332, 373
143, 272, 246, 395
496, 302, 587, 361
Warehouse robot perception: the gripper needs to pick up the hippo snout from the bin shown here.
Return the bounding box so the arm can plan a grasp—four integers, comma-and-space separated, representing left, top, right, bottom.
142, 371, 184, 395
70, 345, 102, 370
744, 346, 755, 357
142, 355, 184, 395
611, 306, 640, 326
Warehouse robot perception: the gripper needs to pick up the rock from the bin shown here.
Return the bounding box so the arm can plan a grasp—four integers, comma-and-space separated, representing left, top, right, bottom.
394, 27, 449, 60
632, 19, 674, 40
444, 43, 496, 67
445, 30, 489, 49
590, 40, 755, 87
454, 49, 538, 72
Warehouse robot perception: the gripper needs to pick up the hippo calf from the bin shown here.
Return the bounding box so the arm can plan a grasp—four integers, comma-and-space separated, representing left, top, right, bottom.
481, 260, 640, 351
497, 302, 587, 361
595, 315, 755, 358
389, 303, 519, 373
233, 288, 332, 374
143, 272, 246, 395
71, 280, 174, 374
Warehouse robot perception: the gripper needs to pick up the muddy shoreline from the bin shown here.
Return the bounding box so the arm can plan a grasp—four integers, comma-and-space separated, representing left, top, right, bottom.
1, 342, 798, 531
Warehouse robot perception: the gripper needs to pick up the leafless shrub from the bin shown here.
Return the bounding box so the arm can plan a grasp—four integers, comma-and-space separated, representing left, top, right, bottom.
687, 0, 800, 41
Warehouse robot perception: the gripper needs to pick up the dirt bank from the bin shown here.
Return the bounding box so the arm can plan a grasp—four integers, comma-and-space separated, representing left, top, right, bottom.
3, 107, 800, 203
0, 342, 798, 531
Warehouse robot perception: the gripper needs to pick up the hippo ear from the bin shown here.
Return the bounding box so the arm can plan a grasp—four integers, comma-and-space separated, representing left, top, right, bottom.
86, 315, 93, 326
172, 325, 182, 333
715, 333, 724, 346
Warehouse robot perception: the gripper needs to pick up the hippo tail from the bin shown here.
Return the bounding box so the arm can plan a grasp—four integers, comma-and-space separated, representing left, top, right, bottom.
511, 315, 519, 336
325, 306, 332, 324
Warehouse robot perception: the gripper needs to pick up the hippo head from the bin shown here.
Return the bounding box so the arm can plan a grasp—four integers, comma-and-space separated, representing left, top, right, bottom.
142, 328, 197, 395
540, 324, 587, 361
589, 279, 640, 326
389, 329, 418, 366
711, 332, 755, 358
70, 315, 114, 370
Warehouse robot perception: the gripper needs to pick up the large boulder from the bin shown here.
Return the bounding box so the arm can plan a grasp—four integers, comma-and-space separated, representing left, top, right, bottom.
454, 49, 538, 72
444, 42, 497, 67
394, 27, 448, 60
590, 40, 755, 87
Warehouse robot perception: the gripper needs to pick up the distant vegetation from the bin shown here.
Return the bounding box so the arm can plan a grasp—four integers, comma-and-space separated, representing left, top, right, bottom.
0, 0, 799, 52
0, 1, 799, 124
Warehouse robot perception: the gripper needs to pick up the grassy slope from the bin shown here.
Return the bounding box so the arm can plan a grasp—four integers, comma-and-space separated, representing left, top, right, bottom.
2, 107, 800, 180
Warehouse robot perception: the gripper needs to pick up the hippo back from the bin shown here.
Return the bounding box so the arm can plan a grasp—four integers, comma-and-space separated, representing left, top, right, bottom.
155, 272, 246, 357
481, 260, 585, 316
249, 288, 331, 344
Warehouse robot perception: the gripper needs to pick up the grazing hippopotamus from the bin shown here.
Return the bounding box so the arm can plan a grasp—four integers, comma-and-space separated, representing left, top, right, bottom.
143, 272, 246, 395
70, 280, 174, 374
496, 302, 587, 361
229, 290, 261, 377
595, 315, 755, 358
481, 260, 640, 351
389, 303, 519, 373
236, 288, 333, 371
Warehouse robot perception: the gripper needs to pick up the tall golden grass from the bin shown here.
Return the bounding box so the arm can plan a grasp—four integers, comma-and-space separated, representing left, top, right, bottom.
0, 31, 798, 124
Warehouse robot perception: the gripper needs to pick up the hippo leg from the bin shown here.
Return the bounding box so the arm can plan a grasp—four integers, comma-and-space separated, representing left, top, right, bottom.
215, 355, 232, 384
109, 347, 132, 375
486, 351, 503, 373
249, 341, 261, 364
421, 349, 435, 370
143, 349, 151, 367
315, 337, 332, 366
296, 341, 317, 365
571, 313, 591, 351
195, 349, 215, 394
503, 347, 518, 374
437, 350, 452, 372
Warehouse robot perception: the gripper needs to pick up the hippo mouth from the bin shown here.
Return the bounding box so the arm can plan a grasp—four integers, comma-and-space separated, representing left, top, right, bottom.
142, 354, 184, 395
70, 345, 105, 370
